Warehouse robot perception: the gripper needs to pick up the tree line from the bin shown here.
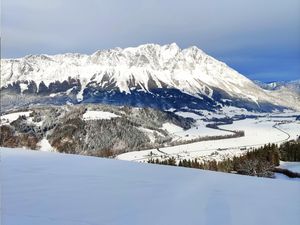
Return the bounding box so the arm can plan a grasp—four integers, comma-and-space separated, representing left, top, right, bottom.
148, 138, 300, 178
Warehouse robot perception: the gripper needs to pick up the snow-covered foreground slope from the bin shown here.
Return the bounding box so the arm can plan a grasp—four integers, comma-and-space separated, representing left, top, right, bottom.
1, 148, 300, 225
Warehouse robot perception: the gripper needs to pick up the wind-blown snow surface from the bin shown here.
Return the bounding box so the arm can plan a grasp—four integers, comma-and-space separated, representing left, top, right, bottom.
1, 148, 300, 225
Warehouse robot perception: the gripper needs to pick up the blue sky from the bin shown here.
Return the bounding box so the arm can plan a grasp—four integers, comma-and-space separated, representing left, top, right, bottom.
1, 0, 300, 82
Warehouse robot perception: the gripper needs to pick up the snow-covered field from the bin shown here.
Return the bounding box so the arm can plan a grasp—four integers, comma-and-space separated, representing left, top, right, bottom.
275, 161, 300, 181
82, 110, 120, 120
118, 114, 300, 162
0, 111, 32, 124
279, 161, 300, 173
1, 148, 300, 225
162, 120, 231, 142
37, 138, 55, 152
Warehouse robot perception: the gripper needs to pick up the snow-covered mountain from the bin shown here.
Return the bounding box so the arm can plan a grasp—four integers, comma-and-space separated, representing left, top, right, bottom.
1, 43, 299, 111
255, 80, 300, 94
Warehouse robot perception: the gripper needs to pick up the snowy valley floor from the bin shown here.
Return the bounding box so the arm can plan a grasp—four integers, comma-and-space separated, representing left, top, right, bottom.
117, 113, 300, 163
1, 148, 300, 225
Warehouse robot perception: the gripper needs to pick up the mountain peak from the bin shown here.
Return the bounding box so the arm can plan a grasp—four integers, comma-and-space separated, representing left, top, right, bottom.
163, 42, 180, 49
1, 43, 299, 111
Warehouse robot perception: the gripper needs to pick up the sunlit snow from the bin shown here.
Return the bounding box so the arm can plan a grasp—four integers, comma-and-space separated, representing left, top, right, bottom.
82, 110, 120, 120
1, 148, 300, 225
1, 111, 32, 124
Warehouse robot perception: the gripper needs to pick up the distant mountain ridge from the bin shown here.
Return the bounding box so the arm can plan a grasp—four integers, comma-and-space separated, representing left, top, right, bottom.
255, 80, 300, 94
1, 43, 299, 111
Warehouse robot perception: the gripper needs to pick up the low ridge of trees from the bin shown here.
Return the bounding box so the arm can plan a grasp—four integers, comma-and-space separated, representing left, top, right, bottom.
148, 140, 300, 178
